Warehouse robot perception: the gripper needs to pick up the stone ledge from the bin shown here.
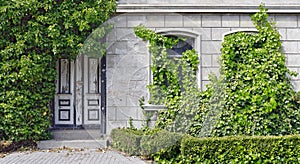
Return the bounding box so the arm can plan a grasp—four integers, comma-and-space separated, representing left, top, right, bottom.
117, 4, 300, 14
142, 104, 166, 112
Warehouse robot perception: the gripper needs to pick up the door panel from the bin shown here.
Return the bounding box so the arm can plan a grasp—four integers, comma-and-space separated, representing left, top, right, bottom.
83, 56, 101, 126
55, 59, 74, 125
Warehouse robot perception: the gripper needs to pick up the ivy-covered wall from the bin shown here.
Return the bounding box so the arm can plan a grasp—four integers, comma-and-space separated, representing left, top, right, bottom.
0, 0, 116, 141
105, 4, 300, 133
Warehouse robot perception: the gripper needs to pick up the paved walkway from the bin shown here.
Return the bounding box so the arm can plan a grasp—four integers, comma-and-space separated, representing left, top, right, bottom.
0, 149, 147, 164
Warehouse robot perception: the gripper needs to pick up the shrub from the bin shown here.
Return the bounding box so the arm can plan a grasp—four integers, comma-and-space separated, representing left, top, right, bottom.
110, 128, 184, 160
180, 135, 300, 163
140, 130, 183, 160
110, 128, 143, 156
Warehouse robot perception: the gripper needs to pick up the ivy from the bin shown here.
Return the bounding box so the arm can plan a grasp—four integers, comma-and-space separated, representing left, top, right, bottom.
134, 25, 206, 135
0, 0, 116, 141
209, 4, 300, 137
135, 4, 300, 138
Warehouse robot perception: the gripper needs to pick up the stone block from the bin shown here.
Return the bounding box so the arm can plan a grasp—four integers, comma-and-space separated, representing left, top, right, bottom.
212, 54, 221, 67
202, 15, 221, 27
146, 15, 165, 27
193, 28, 211, 40
107, 92, 128, 106
212, 28, 230, 40
107, 107, 116, 121
165, 15, 183, 27
240, 15, 255, 28
202, 67, 219, 81
116, 28, 136, 41
127, 15, 147, 27
127, 40, 149, 55
287, 29, 300, 40
282, 41, 298, 53
107, 121, 128, 134
201, 55, 212, 67
222, 15, 239, 27
201, 41, 222, 53
114, 15, 127, 27
116, 107, 139, 121
276, 16, 297, 27
132, 120, 144, 129
106, 29, 116, 42
107, 41, 128, 55
287, 55, 300, 67
277, 28, 287, 40
106, 55, 121, 68
183, 15, 201, 27
292, 80, 300, 92
127, 79, 148, 106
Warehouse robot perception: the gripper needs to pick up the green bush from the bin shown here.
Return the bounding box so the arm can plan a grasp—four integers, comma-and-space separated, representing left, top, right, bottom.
180, 135, 300, 163
140, 130, 183, 160
110, 128, 184, 160
0, 0, 116, 141
110, 128, 143, 156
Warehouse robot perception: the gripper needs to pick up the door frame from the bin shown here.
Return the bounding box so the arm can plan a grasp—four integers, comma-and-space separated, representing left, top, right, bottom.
52, 56, 107, 133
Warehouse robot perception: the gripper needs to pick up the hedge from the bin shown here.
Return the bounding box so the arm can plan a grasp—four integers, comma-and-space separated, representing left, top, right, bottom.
181, 135, 300, 163
110, 128, 183, 159
111, 128, 300, 163
140, 130, 183, 160
110, 128, 143, 155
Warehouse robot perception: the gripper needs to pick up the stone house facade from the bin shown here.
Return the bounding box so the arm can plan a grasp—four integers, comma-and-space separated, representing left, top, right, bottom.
53, 0, 300, 135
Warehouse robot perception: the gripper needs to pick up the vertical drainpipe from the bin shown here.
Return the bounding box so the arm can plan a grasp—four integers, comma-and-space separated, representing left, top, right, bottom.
101, 56, 107, 134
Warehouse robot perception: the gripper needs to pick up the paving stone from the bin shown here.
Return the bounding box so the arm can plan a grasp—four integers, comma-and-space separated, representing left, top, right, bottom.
0, 149, 146, 164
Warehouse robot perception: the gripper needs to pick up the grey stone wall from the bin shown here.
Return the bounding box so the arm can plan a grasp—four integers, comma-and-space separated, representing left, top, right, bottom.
105, 12, 300, 133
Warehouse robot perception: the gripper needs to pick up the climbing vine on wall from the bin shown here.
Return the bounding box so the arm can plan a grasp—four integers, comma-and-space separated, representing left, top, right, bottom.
0, 0, 116, 141
210, 4, 300, 136
134, 25, 207, 134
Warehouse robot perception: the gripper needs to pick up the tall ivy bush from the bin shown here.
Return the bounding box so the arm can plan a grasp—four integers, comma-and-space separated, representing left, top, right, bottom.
134, 26, 207, 135
0, 0, 116, 141
210, 5, 300, 136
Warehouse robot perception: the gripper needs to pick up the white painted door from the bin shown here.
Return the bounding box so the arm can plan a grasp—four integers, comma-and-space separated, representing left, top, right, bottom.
55, 59, 75, 125
83, 56, 101, 127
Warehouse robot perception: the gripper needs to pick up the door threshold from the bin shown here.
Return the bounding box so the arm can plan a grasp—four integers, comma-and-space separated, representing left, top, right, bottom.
50, 125, 84, 130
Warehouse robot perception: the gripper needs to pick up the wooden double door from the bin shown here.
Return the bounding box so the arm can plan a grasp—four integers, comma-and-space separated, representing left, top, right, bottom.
54, 55, 105, 130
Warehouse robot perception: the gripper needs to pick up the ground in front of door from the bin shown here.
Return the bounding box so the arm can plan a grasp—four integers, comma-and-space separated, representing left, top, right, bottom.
0, 148, 147, 164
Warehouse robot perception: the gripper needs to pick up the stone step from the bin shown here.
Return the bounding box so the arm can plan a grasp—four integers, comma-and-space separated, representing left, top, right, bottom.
51, 129, 104, 140
37, 139, 108, 150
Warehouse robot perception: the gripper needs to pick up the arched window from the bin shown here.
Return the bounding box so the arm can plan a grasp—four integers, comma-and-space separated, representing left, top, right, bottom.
146, 29, 201, 104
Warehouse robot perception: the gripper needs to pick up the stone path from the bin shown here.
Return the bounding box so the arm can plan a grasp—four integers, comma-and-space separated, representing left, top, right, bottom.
0, 148, 147, 164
